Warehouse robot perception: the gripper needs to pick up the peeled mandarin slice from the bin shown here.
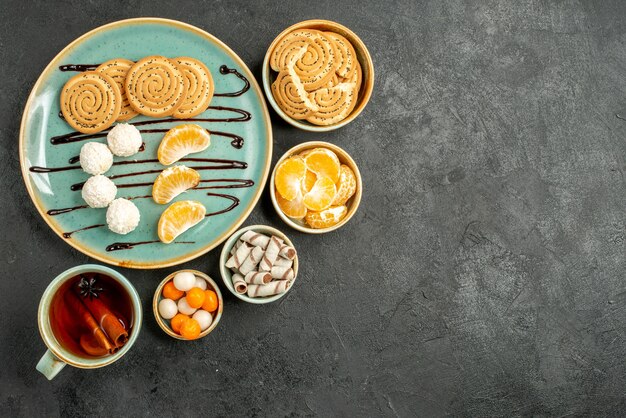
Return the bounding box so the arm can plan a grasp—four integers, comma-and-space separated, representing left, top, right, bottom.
152, 165, 201, 204
158, 200, 206, 244
158, 124, 211, 165
302, 170, 317, 193
276, 189, 307, 219
274, 156, 306, 201
332, 164, 357, 205
305, 205, 348, 229
303, 176, 337, 211
304, 148, 340, 183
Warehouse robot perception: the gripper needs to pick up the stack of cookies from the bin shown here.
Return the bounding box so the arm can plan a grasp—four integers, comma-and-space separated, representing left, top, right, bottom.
269, 29, 362, 126
60, 55, 214, 134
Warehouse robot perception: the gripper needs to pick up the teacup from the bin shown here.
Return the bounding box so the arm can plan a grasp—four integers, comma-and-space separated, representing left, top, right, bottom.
36, 264, 142, 380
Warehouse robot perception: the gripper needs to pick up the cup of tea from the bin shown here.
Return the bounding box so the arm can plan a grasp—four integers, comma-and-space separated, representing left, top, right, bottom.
36, 264, 142, 380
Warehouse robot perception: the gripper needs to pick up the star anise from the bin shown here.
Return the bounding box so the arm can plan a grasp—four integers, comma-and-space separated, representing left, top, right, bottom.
78, 275, 103, 299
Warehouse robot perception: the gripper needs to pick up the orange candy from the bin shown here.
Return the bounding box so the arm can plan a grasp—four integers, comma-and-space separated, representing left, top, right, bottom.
179, 318, 201, 340
186, 287, 206, 309
201, 289, 218, 312
170, 313, 189, 334
162, 281, 184, 301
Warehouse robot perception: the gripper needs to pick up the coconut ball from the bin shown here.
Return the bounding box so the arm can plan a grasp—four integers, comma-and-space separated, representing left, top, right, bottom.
80, 142, 113, 175
173, 271, 196, 291
192, 310, 213, 331
177, 297, 197, 316
158, 299, 178, 319
107, 123, 142, 157
106, 198, 140, 234
81, 175, 117, 208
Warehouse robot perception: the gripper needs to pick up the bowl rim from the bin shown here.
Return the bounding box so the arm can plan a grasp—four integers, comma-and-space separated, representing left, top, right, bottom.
270, 141, 362, 234
219, 224, 299, 304
262, 18, 375, 132
152, 269, 223, 340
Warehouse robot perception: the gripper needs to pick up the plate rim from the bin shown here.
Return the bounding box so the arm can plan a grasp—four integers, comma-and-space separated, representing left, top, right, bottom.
19, 17, 273, 269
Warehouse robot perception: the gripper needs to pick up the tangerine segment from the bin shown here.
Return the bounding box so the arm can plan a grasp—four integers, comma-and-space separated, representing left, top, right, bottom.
276, 189, 307, 219
302, 170, 317, 193
171, 313, 189, 333
152, 165, 201, 204
158, 200, 206, 244
304, 148, 340, 183
305, 205, 348, 229
180, 318, 201, 340
332, 164, 357, 205
303, 176, 337, 211
274, 156, 306, 201
158, 124, 211, 165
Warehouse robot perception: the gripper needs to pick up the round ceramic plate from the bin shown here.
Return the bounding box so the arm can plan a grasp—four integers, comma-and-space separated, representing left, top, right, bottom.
19, 18, 272, 269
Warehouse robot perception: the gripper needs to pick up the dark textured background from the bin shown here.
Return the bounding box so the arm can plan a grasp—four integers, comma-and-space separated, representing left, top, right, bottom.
1, 0, 626, 416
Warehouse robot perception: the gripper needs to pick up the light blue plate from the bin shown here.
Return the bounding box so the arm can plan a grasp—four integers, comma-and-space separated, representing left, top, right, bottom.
19, 18, 272, 269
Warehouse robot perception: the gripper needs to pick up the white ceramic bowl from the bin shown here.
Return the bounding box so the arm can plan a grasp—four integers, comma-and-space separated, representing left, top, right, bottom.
270, 141, 362, 233
153, 269, 223, 340
219, 225, 299, 304
262, 19, 375, 132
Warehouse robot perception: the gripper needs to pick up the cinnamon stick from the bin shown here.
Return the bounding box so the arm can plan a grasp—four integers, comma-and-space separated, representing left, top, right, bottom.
80, 294, 129, 348
64, 291, 115, 354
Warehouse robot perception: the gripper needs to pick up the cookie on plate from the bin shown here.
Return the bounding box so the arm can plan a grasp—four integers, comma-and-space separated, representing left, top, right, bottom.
172, 57, 214, 118
96, 58, 138, 121
60, 71, 121, 134
125, 55, 187, 117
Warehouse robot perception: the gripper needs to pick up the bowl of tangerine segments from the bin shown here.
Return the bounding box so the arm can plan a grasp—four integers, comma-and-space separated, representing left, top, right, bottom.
153, 269, 223, 340
270, 141, 362, 233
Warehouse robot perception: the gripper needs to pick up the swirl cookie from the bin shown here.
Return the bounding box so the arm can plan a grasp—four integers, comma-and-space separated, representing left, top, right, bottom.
306, 83, 358, 126
269, 27, 364, 126
60, 71, 121, 134
96, 58, 138, 121
125, 55, 186, 117
271, 29, 336, 92
271, 70, 319, 120
172, 57, 214, 118
324, 32, 357, 79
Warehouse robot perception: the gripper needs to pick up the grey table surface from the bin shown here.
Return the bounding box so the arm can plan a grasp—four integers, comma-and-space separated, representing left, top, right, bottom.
1, 0, 626, 416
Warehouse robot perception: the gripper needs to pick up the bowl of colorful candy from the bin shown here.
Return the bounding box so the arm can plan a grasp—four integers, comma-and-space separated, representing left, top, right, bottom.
153, 269, 222, 340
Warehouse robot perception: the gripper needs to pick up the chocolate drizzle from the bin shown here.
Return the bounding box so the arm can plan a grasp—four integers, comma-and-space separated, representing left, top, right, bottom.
205, 192, 239, 216
59, 64, 99, 72
48, 204, 89, 216
59, 63, 250, 97
214, 65, 250, 97
106, 240, 194, 252
63, 224, 105, 238
51, 109, 250, 147
30, 157, 247, 177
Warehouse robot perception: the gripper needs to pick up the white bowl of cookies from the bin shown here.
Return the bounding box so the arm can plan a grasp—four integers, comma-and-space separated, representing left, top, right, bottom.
262, 19, 374, 132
